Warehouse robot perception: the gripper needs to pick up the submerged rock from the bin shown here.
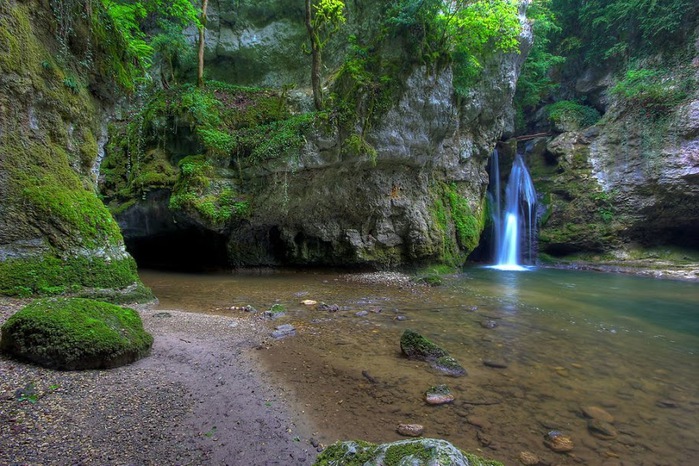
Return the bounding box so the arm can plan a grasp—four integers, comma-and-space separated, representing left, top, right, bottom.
587, 419, 618, 440
313, 438, 504, 466
544, 431, 574, 453
425, 384, 455, 405
396, 424, 424, 437
581, 405, 614, 423
400, 329, 466, 376
271, 324, 296, 339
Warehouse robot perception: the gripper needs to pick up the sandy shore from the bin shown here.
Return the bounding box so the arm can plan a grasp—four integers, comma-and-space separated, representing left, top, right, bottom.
0, 298, 319, 465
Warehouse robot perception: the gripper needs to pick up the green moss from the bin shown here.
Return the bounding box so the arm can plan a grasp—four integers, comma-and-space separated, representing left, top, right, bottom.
446, 183, 484, 253
400, 329, 448, 360
313, 440, 376, 466
384, 442, 432, 465
0, 298, 153, 370
0, 255, 143, 298
545, 100, 601, 130
0, 3, 42, 75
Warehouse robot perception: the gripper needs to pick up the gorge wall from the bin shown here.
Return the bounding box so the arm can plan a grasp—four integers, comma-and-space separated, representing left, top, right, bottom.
0, 0, 148, 299
522, 32, 699, 264
104, 0, 532, 269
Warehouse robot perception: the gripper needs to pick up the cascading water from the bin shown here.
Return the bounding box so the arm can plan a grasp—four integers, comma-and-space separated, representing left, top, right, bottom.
489, 150, 537, 271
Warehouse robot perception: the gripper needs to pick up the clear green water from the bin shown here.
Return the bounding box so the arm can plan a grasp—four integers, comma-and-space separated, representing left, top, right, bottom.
140, 267, 699, 465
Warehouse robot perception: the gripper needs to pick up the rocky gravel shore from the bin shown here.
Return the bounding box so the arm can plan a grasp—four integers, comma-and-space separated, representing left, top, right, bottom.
0, 298, 317, 465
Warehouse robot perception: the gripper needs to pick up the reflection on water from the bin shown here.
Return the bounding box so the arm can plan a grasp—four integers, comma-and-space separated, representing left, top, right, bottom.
140, 267, 699, 465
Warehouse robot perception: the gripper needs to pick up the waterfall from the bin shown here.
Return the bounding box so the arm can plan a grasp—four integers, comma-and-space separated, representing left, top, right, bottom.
490, 151, 537, 271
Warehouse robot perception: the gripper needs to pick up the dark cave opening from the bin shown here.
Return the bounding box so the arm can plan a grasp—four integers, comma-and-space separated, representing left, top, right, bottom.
125, 228, 230, 272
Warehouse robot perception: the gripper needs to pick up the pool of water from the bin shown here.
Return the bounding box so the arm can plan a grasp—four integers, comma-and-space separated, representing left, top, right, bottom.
140, 267, 699, 465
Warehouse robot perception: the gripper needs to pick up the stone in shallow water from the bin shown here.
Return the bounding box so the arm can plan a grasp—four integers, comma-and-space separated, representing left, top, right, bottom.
544, 431, 574, 453
425, 384, 454, 405
587, 419, 618, 440
483, 359, 508, 368
480, 320, 499, 329
271, 324, 295, 339
518, 451, 540, 465
396, 423, 424, 437
581, 405, 614, 423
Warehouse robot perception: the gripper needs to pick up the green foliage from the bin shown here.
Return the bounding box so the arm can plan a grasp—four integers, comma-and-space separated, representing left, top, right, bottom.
387, 0, 521, 93
62, 76, 80, 94
309, 0, 347, 48
609, 67, 692, 116
514, 0, 565, 114
270, 304, 286, 314
551, 0, 699, 65
545, 100, 601, 129
0, 298, 153, 370
169, 156, 249, 225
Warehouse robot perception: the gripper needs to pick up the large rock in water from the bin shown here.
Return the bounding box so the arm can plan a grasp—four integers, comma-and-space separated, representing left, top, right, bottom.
400, 329, 466, 376
0, 298, 153, 370
104, 0, 533, 269
0, 0, 150, 300
313, 438, 503, 466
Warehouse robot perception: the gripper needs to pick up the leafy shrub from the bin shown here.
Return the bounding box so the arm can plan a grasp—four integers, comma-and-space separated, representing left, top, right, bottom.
545, 100, 601, 130
609, 68, 691, 116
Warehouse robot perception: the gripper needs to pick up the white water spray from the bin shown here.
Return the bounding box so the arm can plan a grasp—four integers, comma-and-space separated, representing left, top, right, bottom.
490, 151, 537, 271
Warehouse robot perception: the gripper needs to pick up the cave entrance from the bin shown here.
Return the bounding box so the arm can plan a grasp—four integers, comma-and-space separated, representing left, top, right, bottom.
125, 228, 230, 272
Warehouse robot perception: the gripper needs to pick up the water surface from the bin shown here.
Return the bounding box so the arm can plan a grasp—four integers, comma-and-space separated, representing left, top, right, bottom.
140, 267, 699, 465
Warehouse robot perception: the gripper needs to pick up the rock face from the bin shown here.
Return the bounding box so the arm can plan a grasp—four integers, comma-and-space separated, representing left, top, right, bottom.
0, 1, 148, 299
528, 37, 699, 258
313, 438, 504, 466
0, 298, 153, 370
105, 0, 532, 269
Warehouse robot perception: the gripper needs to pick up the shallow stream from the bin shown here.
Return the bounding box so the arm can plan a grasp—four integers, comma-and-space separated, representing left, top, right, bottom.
140, 267, 699, 465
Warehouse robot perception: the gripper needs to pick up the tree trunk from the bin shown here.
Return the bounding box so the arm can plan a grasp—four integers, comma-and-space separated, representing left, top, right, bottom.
198, 0, 209, 88
304, 0, 323, 110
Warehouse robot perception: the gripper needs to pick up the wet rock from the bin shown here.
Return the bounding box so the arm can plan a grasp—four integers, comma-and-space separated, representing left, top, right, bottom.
425, 384, 454, 405
587, 419, 618, 440
518, 451, 540, 465
434, 356, 467, 377
476, 430, 491, 447
400, 330, 466, 376
483, 359, 508, 369
317, 303, 339, 312
480, 320, 499, 329
466, 416, 491, 430
367, 306, 382, 313
544, 431, 574, 453
396, 423, 424, 437
394, 315, 408, 321
271, 324, 296, 339
355, 311, 369, 317
153, 312, 172, 318
656, 399, 679, 408
315, 438, 495, 466
581, 406, 614, 423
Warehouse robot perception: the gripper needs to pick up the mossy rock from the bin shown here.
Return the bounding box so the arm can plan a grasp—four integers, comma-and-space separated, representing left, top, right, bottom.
0, 298, 153, 370
400, 329, 448, 360
313, 438, 504, 466
400, 329, 466, 376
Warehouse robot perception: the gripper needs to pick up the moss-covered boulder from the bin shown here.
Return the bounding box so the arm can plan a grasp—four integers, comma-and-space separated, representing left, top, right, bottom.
400, 329, 466, 376
313, 438, 503, 466
0, 298, 153, 370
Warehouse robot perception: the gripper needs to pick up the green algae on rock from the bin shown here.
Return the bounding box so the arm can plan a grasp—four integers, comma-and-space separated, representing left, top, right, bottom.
313, 438, 503, 466
0, 298, 153, 370
400, 329, 466, 376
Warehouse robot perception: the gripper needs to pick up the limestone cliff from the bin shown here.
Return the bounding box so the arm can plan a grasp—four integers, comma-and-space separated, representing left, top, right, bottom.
526, 32, 699, 263
0, 0, 149, 299
104, 0, 532, 269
